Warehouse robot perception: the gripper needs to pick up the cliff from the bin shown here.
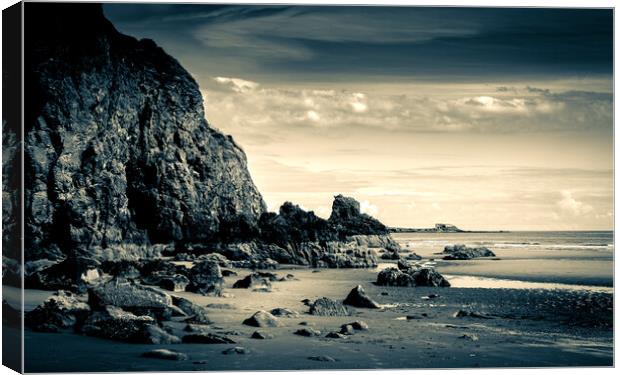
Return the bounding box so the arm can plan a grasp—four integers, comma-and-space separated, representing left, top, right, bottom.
20, 3, 266, 261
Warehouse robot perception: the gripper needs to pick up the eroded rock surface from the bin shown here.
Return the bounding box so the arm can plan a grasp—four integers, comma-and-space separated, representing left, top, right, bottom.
377, 267, 450, 287
22, 3, 266, 262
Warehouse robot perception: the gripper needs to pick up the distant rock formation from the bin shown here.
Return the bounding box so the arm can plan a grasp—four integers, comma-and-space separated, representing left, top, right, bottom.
390, 223, 464, 233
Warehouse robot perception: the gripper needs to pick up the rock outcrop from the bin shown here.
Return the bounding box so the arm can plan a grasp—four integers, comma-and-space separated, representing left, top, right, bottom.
376, 267, 450, 287
442, 244, 495, 260
8, 3, 405, 296
22, 3, 266, 262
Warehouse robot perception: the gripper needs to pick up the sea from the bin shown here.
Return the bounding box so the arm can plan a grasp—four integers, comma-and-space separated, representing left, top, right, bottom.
391, 231, 614, 292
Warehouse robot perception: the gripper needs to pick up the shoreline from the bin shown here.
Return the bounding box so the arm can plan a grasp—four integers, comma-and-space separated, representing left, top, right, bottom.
17, 265, 613, 372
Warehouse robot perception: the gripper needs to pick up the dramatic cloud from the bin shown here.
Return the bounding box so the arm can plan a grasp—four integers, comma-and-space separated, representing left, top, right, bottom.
204, 79, 612, 135
103, 5, 613, 230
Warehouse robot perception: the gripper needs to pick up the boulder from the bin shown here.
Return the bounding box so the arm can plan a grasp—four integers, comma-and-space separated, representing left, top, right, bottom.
182, 333, 235, 344
343, 321, 369, 331
397, 259, 413, 271
406, 253, 422, 261
339, 324, 355, 335
442, 244, 495, 260
88, 278, 177, 320
195, 253, 230, 267
242, 310, 280, 327
308, 297, 350, 316
232, 273, 272, 289
325, 332, 348, 339
25, 290, 91, 332
25, 257, 102, 292
380, 251, 401, 260
294, 328, 321, 337
376, 267, 450, 287
221, 270, 237, 277
143, 325, 182, 344
186, 260, 223, 296
453, 310, 493, 319
158, 274, 190, 292
141, 349, 188, 361
343, 285, 380, 309
99, 260, 141, 279
251, 331, 273, 339
171, 296, 211, 324
81, 306, 166, 343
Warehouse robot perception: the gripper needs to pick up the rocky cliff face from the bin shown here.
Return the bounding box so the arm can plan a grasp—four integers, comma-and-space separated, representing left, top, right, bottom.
21, 3, 266, 261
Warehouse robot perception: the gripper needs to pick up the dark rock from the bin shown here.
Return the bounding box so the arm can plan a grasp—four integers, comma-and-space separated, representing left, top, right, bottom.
251, 330, 273, 339
25, 257, 102, 292
171, 296, 211, 324
339, 324, 355, 335
25, 291, 90, 332
221, 270, 237, 277
308, 297, 350, 316
453, 310, 493, 319
343, 285, 380, 309
270, 307, 299, 318
173, 253, 195, 262
141, 349, 188, 361
158, 274, 190, 292
182, 333, 235, 344
301, 298, 312, 306
88, 278, 175, 320
406, 253, 422, 260
186, 260, 223, 296
100, 260, 142, 279
442, 244, 495, 260
376, 267, 450, 287
380, 251, 401, 260
278, 274, 297, 281
294, 328, 321, 337
81, 306, 170, 343
143, 325, 183, 344
196, 253, 230, 268
308, 355, 336, 362
328, 195, 388, 236
325, 332, 348, 339
22, 3, 266, 261
343, 321, 369, 331
222, 347, 248, 355
242, 310, 280, 327
232, 273, 272, 289
298, 321, 313, 326
397, 258, 413, 271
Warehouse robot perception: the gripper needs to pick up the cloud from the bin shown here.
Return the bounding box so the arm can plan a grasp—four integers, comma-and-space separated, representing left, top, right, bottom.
213, 76, 259, 92
203, 79, 612, 135
557, 190, 594, 216
359, 200, 379, 216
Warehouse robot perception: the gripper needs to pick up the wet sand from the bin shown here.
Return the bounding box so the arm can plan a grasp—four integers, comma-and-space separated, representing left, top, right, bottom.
19, 264, 613, 372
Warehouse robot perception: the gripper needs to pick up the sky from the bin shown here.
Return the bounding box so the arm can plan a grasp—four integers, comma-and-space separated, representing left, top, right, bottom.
104, 4, 613, 231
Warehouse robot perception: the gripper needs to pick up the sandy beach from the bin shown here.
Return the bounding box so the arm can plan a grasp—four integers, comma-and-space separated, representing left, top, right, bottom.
17, 236, 613, 372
